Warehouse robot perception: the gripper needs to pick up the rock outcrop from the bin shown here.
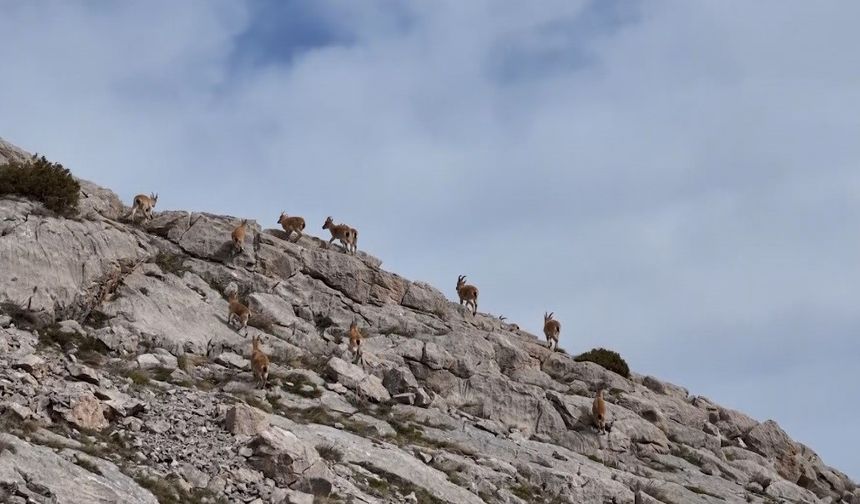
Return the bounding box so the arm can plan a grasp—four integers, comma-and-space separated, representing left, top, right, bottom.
0, 136, 857, 503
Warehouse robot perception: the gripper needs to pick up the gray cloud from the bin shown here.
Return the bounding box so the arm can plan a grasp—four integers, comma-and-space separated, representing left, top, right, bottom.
1, 0, 858, 478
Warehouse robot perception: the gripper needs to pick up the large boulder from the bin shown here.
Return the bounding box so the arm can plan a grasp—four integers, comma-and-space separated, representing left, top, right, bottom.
78, 179, 126, 220
325, 357, 390, 403
0, 433, 158, 504
744, 420, 814, 484
57, 391, 109, 431
246, 426, 334, 495
225, 403, 270, 436
0, 199, 150, 318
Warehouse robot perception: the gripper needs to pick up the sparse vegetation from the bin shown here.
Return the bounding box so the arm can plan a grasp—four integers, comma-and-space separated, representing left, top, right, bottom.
0, 154, 80, 215
384, 416, 473, 455
316, 443, 343, 463
585, 452, 619, 469
0, 299, 51, 331
65, 425, 138, 464
153, 251, 190, 277
124, 369, 151, 387
116, 365, 185, 389
0, 439, 17, 454
177, 354, 191, 372
281, 372, 322, 398
431, 304, 448, 319
750, 470, 772, 490
642, 456, 680, 474
273, 405, 339, 427
313, 312, 335, 334
74, 456, 103, 475
685, 485, 721, 498
574, 348, 630, 378
84, 310, 112, 330
134, 474, 226, 504
38, 323, 110, 357
0, 411, 40, 438
242, 394, 273, 413
444, 469, 469, 488
637, 481, 671, 502
390, 418, 426, 445
356, 462, 445, 504
149, 366, 174, 382
671, 445, 703, 467
289, 353, 330, 377
510, 483, 537, 500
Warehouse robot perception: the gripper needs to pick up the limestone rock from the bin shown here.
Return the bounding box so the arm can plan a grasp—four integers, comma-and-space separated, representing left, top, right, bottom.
325, 357, 390, 403
63, 391, 109, 430
0, 433, 158, 504
246, 426, 335, 495
216, 352, 250, 370
226, 403, 270, 436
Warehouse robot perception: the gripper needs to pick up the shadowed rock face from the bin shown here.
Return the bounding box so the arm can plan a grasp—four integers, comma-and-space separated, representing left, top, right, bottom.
0, 136, 857, 504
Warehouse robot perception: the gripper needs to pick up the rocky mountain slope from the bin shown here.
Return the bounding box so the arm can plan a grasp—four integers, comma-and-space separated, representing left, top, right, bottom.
0, 137, 857, 504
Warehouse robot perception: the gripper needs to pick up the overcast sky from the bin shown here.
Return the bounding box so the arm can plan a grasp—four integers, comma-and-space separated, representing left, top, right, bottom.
1, 0, 858, 479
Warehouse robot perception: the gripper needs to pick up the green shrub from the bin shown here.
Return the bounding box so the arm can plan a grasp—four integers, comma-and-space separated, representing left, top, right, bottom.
574, 348, 630, 378
0, 154, 80, 215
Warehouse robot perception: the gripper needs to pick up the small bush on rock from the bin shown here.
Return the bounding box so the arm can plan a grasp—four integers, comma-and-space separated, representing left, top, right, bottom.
574, 348, 630, 378
0, 154, 80, 215
153, 251, 189, 277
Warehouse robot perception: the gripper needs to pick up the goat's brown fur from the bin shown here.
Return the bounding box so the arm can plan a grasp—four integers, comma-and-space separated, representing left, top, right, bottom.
456, 275, 479, 315
130, 192, 158, 221
347, 320, 363, 364
543, 312, 561, 351
250, 335, 269, 389
227, 292, 252, 334
231, 219, 248, 253
323, 216, 358, 254
277, 212, 306, 242
592, 389, 607, 434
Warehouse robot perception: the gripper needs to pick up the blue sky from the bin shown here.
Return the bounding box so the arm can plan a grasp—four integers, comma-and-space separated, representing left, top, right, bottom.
1, 0, 858, 479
